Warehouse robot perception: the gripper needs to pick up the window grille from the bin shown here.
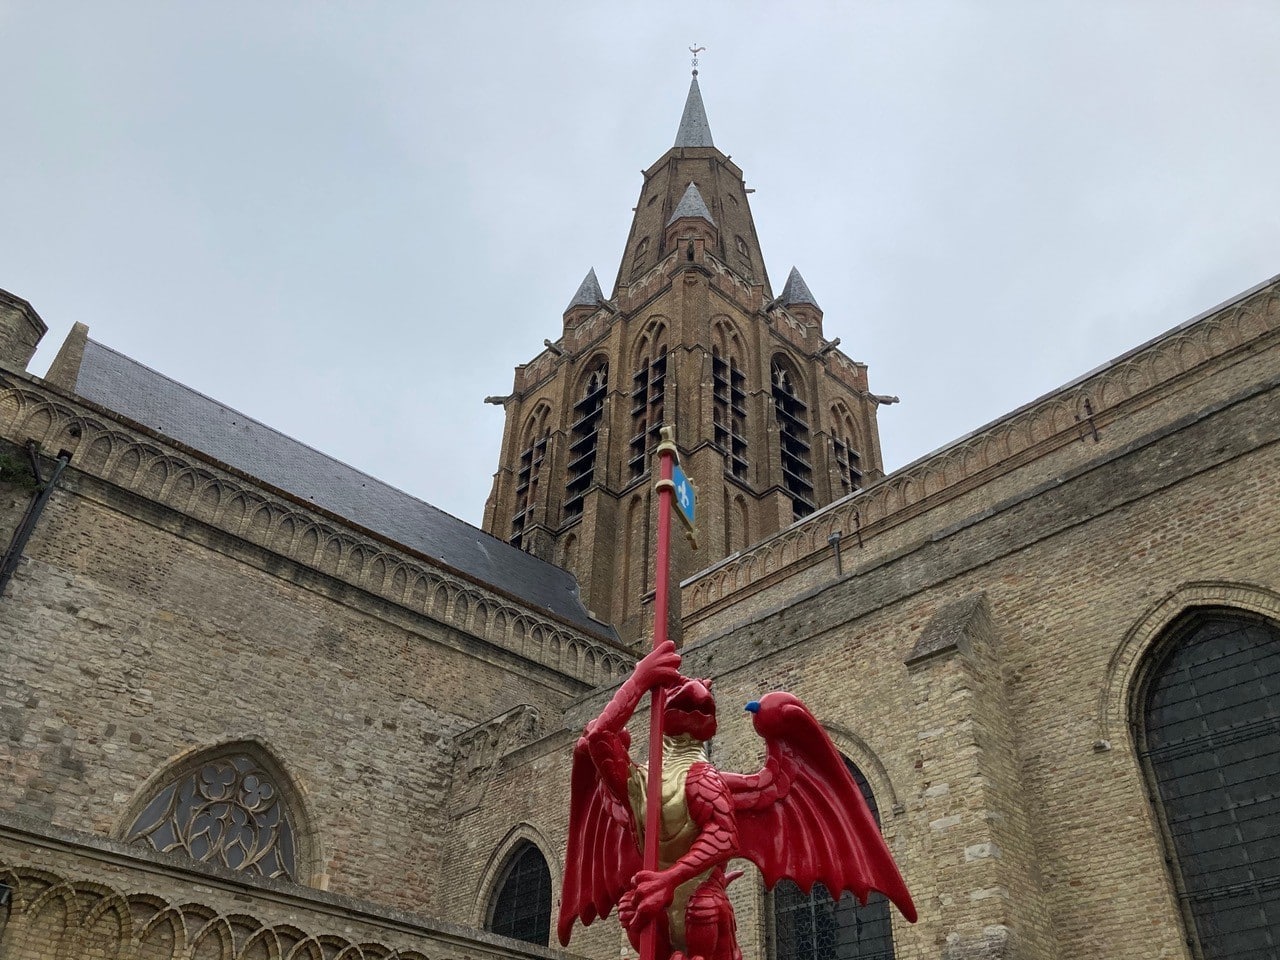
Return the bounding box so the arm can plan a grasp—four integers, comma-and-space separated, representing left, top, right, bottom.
713, 348, 749, 479
629, 347, 667, 479
565, 366, 606, 518
486, 842, 552, 946
772, 360, 814, 519
1137, 612, 1280, 958
125, 752, 299, 881
772, 760, 894, 960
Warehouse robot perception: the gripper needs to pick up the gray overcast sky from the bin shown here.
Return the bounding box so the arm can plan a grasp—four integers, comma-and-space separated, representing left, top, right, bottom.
3, 2, 1279, 527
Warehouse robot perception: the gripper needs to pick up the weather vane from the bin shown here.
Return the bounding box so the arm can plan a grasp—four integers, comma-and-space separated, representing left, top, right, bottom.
689, 44, 705, 76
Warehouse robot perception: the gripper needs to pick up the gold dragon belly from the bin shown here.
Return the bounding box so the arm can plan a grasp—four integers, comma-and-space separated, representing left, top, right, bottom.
628, 736, 710, 949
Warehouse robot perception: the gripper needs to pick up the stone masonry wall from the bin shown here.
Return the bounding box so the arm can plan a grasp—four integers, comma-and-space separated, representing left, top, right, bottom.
645, 374, 1280, 957
683, 279, 1280, 638
0, 471, 584, 918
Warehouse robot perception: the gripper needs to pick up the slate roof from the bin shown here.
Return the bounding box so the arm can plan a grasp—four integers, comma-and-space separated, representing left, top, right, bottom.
674, 75, 715, 148
667, 182, 716, 227
565, 268, 603, 312
779, 266, 820, 309
70, 339, 616, 640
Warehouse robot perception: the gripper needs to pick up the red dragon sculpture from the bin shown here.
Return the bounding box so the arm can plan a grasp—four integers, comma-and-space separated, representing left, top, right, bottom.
559, 640, 917, 960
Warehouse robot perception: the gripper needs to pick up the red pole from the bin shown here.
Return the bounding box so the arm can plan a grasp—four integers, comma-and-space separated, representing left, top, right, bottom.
640, 429, 678, 960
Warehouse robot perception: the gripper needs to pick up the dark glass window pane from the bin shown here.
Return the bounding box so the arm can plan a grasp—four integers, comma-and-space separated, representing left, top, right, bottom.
772, 759, 894, 960
1140, 614, 1280, 959
487, 842, 552, 946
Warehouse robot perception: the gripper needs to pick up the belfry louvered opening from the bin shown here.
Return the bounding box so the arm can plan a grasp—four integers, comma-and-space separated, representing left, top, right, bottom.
830, 404, 863, 496
511, 408, 551, 549
713, 347, 748, 479
772, 358, 814, 519
630, 345, 668, 478
565, 364, 607, 519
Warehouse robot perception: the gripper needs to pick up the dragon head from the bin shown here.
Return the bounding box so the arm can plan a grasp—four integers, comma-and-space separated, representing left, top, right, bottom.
663, 675, 717, 740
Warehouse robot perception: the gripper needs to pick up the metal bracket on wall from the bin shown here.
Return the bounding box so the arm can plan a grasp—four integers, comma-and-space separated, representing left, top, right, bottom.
0, 440, 72, 598
1075, 398, 1101, 443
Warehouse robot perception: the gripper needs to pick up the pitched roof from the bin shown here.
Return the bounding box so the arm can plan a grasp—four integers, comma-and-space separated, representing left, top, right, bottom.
779, 266, 820, 309
70, 339, 615, 640
667, 182, 716, 227
565, 268, 603, 312
674, 75, 715, 148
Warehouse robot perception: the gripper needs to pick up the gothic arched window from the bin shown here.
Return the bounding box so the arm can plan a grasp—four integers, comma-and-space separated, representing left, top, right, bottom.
512, 404, 552, 548
124, 744, 308, 883
771, 759, 894, 960
486, 841, 553, 946
630, 324, 668, 479
565, 362, 606, 519
1135, 610, 1280, 957
772, 357, 814, 519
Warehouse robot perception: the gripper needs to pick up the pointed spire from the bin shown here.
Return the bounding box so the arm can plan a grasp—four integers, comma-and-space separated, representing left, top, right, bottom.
667, 182, 716, 227
674, 75, 714, 148
565, 268, 604, 312
779, 267, 820, 310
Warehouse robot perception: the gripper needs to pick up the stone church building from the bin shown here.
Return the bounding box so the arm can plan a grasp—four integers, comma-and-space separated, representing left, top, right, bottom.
1, 75, 1277, 960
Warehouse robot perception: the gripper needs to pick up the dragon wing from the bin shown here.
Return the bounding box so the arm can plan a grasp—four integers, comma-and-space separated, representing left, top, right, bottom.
556, 735, 642, 946
724, 692, 917, 923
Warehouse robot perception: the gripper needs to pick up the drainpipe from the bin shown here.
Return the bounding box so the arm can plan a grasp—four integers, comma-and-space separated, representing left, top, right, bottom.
828, 530, 843, 576
0, 441, 72, 598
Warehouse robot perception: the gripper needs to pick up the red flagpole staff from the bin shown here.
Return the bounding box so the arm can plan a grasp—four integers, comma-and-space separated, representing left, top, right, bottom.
640, 426, 679, 960
556, 437, 915, 960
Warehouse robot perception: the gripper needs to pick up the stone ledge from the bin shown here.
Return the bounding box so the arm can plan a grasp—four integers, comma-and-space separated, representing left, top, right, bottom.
0, 810, 583, 960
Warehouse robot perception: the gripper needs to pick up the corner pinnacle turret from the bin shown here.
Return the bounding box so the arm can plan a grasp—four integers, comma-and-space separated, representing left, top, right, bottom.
779, 267, 820, 309
565, 268, 604, 312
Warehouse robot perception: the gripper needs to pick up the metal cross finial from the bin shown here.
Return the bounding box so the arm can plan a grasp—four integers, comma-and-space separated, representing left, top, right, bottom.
689, 44, 705, 76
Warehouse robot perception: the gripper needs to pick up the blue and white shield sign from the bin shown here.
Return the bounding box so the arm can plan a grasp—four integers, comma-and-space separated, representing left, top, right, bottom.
672, 463, 696, 531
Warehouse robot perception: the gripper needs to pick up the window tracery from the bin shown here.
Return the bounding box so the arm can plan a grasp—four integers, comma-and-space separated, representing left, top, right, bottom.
125, 749, 302, 882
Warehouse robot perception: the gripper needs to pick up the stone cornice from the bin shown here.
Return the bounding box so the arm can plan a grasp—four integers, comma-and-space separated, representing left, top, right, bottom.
683, 276, 1280, 619
0, 373, 632, 687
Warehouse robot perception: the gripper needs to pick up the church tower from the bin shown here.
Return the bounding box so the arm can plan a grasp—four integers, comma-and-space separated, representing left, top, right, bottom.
483, 73, 889, 646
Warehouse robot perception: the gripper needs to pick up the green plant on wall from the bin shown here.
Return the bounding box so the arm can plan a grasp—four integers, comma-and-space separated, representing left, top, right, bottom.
0, 450, 37, 490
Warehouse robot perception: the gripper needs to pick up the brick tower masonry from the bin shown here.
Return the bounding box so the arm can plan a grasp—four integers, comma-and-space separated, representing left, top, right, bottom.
482, 75, 889, 646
